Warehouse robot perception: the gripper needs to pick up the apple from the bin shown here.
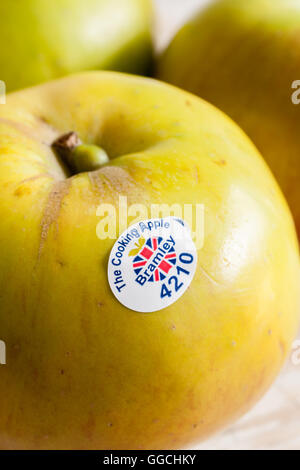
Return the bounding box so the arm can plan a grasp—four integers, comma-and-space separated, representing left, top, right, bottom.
157, 0, 300, 238
0, 71, 299, 449
0, 0, 153, 92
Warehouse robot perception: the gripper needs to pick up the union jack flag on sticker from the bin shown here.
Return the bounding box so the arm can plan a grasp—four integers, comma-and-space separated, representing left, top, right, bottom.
132, 237, 177, 282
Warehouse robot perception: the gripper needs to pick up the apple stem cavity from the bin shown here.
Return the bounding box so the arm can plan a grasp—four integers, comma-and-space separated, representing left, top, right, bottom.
52, 132, 109, 175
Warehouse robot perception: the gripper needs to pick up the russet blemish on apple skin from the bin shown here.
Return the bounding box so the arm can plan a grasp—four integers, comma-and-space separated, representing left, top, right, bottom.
38, 180, 71, 261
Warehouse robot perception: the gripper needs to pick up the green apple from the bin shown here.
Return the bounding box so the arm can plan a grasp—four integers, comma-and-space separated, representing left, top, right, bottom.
157, 0, 300, 238
0, 0, 153, 91
0, 71, 299, 449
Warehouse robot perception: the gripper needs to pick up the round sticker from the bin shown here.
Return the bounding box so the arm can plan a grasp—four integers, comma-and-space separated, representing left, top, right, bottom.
108, 217, 197, 313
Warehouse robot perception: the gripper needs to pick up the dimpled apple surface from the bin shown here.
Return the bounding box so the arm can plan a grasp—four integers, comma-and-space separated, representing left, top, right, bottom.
0, 72, 299, 449
157, 0, 300, 238
0, 0, 153, 91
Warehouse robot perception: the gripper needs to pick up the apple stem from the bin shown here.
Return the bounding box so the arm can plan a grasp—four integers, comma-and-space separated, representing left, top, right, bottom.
52, 132, 109, 174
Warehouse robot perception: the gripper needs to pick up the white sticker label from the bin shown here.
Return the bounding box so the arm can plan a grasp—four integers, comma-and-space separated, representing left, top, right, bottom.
108, 217, 197, 313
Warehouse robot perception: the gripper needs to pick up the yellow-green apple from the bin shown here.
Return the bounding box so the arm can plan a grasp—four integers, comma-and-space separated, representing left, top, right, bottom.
0, 71, 299, 449
157, 0, 300, 238
0, 0, 153, 91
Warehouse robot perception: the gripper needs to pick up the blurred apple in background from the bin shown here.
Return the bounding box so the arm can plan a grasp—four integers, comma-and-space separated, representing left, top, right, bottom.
0, 0, 153, 91
157, 0, 300, 238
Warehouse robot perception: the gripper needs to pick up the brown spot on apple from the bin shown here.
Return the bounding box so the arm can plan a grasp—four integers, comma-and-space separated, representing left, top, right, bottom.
57, 260, 66, 268
14, 186, 31, 197
38, 116, 49, 125
214, 159, 227, 167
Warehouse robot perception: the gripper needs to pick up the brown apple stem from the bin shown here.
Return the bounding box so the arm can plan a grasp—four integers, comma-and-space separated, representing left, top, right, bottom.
52, 132, 109, 174
52, 132, 82, 172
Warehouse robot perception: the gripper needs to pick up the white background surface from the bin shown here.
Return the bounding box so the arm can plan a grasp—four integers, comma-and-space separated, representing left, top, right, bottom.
154, 0, 300, 450
154, 0, 211, 50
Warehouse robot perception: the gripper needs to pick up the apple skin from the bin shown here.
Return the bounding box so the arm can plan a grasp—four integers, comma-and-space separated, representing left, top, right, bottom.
0, 71, 299, 449
0, 0, 153, 91
157, 0, 300, 238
